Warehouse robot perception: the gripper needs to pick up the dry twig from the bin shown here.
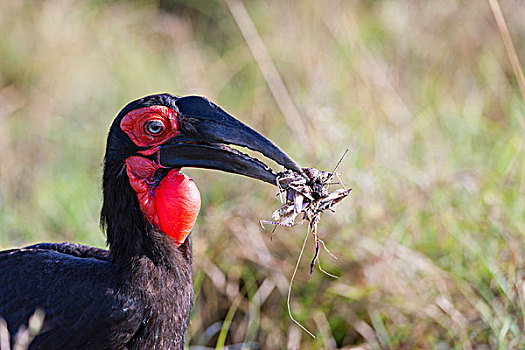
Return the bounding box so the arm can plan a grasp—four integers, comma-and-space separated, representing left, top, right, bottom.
488, 0, 525, 102
224, 0, 310, 147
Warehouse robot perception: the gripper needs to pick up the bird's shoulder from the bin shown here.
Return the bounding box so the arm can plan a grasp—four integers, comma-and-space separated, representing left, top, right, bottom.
0, 243, 143, 349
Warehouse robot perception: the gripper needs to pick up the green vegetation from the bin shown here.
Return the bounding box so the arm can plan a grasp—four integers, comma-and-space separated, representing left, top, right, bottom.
1, 1, 525, 348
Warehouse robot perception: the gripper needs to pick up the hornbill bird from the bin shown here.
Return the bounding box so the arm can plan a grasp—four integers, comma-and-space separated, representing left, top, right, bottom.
0, 94, 303, 349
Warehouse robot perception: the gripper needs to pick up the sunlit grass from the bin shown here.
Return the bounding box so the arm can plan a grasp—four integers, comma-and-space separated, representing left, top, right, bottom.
1, 0, 525, 348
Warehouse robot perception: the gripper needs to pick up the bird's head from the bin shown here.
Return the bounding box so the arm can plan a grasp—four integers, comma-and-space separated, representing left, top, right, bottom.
102, 94, 302, 248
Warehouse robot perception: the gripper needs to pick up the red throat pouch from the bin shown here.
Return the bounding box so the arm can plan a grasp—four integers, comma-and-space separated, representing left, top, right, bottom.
154, 172, 201, 246
126, 156, 201, 246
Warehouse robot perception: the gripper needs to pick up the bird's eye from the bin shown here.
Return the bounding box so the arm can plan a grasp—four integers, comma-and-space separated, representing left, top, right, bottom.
145, 120, 165, 135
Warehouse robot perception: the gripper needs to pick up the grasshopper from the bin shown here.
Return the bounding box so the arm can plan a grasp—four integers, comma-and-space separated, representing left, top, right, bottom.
260, 165, 351, 273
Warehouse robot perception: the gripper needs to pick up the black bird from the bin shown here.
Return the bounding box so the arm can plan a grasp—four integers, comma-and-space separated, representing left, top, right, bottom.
0, 94, 302, 349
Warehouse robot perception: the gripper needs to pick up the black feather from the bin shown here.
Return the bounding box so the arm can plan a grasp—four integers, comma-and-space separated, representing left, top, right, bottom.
0, 94, 194, 350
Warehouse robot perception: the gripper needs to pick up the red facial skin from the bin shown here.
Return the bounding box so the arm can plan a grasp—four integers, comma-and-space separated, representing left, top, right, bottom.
121, 106, 179, 148
121, 106, 201, 246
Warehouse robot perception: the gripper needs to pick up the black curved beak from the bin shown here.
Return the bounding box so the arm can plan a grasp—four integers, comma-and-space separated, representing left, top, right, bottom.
158, 96, 303, 185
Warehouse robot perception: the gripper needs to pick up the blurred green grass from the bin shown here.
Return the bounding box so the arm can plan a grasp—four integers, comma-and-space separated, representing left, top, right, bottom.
1, 0, 525, 349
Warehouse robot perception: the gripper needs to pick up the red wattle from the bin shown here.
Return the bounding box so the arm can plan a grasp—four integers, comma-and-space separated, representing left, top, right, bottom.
155, 172, 201, 246
126, 156, 201, 246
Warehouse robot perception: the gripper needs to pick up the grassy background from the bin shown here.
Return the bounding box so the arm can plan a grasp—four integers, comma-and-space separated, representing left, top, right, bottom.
1, 0, 525, 349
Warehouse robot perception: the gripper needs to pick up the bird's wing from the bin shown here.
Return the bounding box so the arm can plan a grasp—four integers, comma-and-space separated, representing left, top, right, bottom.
0, 246, 143, 350
23, 242, 110, 260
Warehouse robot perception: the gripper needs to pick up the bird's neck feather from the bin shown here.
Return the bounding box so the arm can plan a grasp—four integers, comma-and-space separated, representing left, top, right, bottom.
126, 237, 194, 349
101, 158, 194, 346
